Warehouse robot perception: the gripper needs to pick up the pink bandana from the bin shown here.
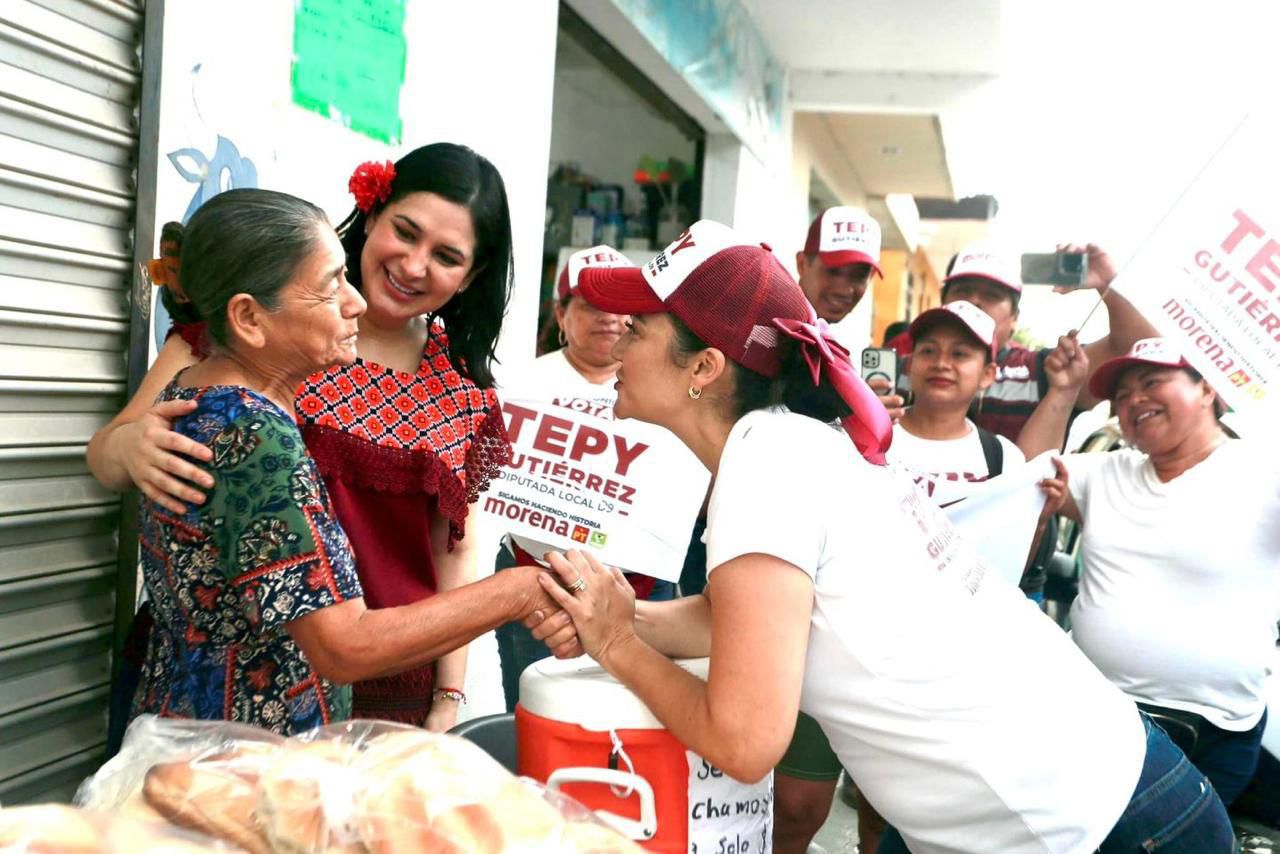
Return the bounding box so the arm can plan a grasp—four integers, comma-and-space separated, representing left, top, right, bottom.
772, 312, 893, 465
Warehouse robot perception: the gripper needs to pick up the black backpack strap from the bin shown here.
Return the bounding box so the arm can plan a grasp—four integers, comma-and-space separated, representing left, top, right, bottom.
977, 427, 1004, 477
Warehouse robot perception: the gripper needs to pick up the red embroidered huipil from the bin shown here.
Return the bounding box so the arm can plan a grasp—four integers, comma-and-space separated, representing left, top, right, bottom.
295, 325, 511, 723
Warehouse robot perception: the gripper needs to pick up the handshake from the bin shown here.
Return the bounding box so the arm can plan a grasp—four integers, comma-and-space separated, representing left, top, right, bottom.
515, 550, 640, 665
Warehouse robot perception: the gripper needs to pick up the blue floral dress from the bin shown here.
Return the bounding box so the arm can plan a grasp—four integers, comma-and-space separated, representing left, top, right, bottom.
132, 380, 363, 734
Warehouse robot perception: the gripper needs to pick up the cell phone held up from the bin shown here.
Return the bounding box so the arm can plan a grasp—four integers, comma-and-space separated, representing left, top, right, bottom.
860, 347, 898, 392
1020, 251, 1088, 289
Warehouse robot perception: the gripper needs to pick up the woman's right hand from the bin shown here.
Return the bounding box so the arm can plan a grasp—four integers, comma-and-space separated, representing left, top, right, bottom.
867, 376, 906, 421
538, 550, 638, 666
115, 398, 215, 513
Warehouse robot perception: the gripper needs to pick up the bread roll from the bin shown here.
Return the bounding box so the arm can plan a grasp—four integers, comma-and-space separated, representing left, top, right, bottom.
484, 779, 569, 845
256, 739, 364, 853
143, 749, 273, 854
0, 804, 100, 852
0, 804, 229, 853
355, 732, 521, 853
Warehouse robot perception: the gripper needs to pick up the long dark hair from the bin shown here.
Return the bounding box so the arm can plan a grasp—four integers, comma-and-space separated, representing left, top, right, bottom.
181, 189, 330, 347
667, 314, 850, 424
337, 143, 513, 388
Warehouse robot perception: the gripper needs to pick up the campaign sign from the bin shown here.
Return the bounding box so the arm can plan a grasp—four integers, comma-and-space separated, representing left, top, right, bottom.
482, 397, 709, 582
1111, 111, 1280, 434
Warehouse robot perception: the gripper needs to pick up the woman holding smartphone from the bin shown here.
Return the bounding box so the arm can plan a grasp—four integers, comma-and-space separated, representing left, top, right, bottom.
529, 220, 1232, 853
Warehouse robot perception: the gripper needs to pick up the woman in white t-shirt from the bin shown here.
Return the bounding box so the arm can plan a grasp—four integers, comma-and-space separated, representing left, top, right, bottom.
527, 221, 1232, 853
519, 245, 632, 405
1059, 337, 1280, 807
890, 300, 1086, 596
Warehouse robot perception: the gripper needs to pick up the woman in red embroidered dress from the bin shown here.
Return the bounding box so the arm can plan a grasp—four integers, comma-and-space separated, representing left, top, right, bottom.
89, 143, 527, 730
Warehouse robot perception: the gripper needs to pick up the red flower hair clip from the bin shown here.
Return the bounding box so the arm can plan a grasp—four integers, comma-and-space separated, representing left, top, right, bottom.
348, 160, 396, 213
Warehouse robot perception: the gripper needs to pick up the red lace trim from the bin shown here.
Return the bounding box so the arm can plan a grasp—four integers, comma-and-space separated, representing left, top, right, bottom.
303, 400, 510, 547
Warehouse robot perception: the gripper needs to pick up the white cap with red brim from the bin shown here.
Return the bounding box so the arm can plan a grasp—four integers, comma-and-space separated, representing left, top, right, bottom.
556, 245, 634, 299
908, 300, 998, 360
804, 206, 883, 277
945, 241, 1023, 295
1088, 337, 1192, 400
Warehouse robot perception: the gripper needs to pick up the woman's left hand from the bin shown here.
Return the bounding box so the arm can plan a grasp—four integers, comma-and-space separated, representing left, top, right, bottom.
1038, 457, 1070, 517
538, 550, 638, 665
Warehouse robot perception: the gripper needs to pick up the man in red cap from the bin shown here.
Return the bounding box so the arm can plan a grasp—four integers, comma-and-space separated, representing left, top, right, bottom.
888, 240, 1157, 441
796, 205, 883, 325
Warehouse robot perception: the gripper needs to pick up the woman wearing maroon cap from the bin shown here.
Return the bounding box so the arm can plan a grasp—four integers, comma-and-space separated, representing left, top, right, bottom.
1056, 338, 1279, 810
529, 221, 1232, 853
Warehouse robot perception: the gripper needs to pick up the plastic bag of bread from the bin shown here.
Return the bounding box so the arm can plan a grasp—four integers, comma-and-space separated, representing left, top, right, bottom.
346, 724, 643, 853
0, 803, 233, 852
77, 715, 284, 812
76, 715, 285, 853
73, 716, 644, 852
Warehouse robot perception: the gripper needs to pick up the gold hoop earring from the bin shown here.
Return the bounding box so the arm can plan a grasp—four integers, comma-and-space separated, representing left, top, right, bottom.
688, 386, 701, 400
558, 328, 567, 347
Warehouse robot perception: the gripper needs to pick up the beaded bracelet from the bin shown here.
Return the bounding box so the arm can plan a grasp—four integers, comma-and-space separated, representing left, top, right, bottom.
433, 687, 466, 704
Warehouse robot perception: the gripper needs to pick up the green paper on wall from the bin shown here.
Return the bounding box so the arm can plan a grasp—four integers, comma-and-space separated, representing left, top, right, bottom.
291, 0, 406, 144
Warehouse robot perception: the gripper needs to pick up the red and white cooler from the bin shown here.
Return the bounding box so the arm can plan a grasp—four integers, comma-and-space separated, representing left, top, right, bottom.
517, 656, 773, 853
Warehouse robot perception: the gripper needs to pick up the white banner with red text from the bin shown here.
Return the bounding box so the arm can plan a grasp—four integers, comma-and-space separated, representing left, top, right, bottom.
1110, 111, 1280, 435
481, 397, 709, 582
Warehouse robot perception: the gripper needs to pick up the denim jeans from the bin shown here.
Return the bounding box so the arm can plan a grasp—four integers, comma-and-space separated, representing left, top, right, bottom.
1098, 712, 1234, 851
1140, 702, 1268, 807
871, 714, 1233, 853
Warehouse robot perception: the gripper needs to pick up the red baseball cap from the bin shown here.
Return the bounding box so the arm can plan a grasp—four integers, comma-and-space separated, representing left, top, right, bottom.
576, 220, 812, 378
1088, 337, 1192, 400
944, 241, 1022, 295
556, 244, 633, 300
908, 300, 998, 360
803, 206, 883, 277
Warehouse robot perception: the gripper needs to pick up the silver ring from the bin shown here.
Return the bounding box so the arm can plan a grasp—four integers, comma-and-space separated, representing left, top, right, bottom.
568, 576, 587, 593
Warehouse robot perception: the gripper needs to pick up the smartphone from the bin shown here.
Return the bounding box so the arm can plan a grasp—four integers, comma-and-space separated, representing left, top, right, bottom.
860, 347, 898, 390
1021, 251, 1088, 288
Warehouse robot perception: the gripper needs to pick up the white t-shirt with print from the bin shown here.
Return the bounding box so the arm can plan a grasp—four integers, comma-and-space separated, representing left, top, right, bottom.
498, 348, 616, 418
1064, 441, 1280, 731
706, 409, 1145, 854
888, 418, 1024, 506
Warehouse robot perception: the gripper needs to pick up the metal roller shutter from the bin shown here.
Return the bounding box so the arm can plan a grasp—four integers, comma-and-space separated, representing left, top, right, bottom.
0, 0, 149, 805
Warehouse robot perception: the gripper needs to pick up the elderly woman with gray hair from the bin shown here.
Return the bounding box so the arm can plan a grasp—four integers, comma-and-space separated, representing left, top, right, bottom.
128, 188, 557, 735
